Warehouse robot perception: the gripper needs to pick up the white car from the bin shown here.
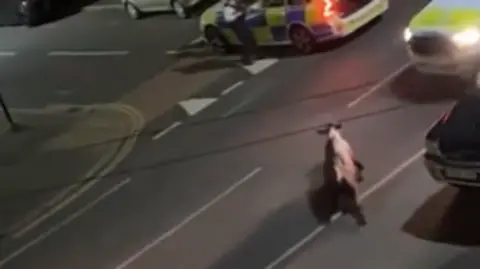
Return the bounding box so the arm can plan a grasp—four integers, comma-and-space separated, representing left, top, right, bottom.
122, 0, 201, 19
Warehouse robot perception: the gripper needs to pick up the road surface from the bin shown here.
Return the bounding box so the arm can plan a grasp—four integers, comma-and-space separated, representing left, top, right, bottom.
0, 8, 200, 108
1, 0, 476, 268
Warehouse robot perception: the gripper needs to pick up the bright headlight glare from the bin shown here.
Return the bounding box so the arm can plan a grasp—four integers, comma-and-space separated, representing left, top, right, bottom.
452, 28, 480, 46
425, 140, 441, 156
403, 28, 412, 41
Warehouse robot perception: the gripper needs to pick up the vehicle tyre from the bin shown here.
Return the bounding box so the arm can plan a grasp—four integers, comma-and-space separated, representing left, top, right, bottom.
170, 0, 191, 19
289, 25, 316, 54
205, 25, 232, 53
125, 2, 141, 19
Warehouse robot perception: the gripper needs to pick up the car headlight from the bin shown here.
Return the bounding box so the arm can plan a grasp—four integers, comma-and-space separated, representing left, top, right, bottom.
452, 28, 480, 46
403, 28, 412, 42
425, 140, 442, 156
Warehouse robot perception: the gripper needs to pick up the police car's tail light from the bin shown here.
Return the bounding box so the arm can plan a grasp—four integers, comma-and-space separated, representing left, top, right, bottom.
452, 28, 480, 47
323, 0, 335, 18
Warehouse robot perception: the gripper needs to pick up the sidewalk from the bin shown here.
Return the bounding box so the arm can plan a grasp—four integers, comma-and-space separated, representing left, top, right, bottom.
0, 104, 143, 238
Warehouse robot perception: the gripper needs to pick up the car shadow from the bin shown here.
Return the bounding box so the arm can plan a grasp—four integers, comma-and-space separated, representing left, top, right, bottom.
402, 185, 480, 246
172, 57, 240, 73
388, 66, 466, 104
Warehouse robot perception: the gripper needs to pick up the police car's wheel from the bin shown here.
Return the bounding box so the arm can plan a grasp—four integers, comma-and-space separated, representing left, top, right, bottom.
205, 26, 231, 53
171, 0, 191, 19
289, 26, 315, 54
125, 2, 141, 19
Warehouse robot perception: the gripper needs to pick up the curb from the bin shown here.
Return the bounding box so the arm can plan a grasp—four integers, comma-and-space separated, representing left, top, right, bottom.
6, 103, 145, 240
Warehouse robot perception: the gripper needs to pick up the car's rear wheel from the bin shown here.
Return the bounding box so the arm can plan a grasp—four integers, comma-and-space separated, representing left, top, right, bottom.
205, 26, 231, 53
125, 2, 141, 19
170, 0, 190, 19
289, 25, 316, 54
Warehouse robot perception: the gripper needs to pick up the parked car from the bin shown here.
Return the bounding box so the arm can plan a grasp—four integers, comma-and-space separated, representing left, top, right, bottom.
424, 92, 480, 188
122, 0, 202, 19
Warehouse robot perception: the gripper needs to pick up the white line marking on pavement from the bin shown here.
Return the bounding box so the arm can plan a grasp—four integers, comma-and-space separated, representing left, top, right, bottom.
221, 81, 244, 96
179, 98, 217, 116
114, 167, 263, 269
264, 149, 425, 269
152, 121, 182, 140
83, 4, 123, 11
347, 62, 412, 108
242, 58, 278, 75
0, 178, 131, 267
48, 51, 129, 56
0, 51, 16, 57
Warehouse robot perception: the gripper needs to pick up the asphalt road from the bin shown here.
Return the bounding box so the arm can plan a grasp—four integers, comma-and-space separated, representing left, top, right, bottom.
1, 0, 477, 268
0, 8, 201, 108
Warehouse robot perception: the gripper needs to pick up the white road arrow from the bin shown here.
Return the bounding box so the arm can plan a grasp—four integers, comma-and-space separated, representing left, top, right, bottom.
179, 98, 217, 116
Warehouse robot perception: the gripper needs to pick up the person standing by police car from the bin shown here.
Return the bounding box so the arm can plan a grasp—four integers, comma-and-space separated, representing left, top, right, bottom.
222, 0, 257, 65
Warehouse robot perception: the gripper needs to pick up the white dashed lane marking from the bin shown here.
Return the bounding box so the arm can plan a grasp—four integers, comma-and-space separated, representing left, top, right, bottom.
0, 51, 16, 57
221, 81, 244, 96
152, 121, 182, 140
48, 50, 129, 56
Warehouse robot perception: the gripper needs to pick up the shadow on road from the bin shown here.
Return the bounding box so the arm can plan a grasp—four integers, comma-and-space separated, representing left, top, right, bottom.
173, 58, 239, 74
402, 186, 480, 246
204, 197, 315, 269
436, 249, 480, 269
389, 67, 466, 104
306, 162, 339, 224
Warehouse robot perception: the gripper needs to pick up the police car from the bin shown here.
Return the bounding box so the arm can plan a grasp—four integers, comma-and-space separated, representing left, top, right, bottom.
424, 93, 480, 188
404, 0, 480, 84
200, 0, 388, 54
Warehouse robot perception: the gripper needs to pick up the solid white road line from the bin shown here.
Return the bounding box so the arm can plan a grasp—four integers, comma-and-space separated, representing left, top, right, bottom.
83, 4, 123, 11
48, 51, 129, 56
347, 62, 412, 108
0, 51, 16, 57
264, 148, 425, 269
113, 167, 263, 269
0, 178, 131, 268
221, 81, 244, 96
152, 121, 182, 140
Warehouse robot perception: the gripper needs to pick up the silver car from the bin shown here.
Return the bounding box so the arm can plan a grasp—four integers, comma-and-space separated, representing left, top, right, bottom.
122, 0, 201, 19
